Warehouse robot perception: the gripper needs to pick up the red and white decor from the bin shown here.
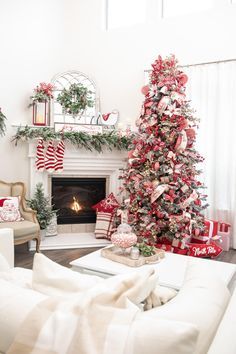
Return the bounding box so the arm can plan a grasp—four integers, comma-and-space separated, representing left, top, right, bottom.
28, 141, 127, 249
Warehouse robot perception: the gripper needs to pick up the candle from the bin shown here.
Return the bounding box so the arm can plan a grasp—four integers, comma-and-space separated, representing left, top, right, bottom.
36, 115, 45, 124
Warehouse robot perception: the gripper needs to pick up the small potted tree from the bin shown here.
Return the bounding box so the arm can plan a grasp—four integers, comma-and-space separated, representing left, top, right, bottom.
27, 183, 55, 239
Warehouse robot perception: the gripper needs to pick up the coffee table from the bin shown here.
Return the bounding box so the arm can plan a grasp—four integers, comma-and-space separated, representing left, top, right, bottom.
70, 247, 236, 290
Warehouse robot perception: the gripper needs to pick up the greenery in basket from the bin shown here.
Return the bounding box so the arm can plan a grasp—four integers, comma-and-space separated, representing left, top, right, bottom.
0, 108, 7, 137
57, 83, 94, 117
27, 183, 56, 230
137, 240, 156, 257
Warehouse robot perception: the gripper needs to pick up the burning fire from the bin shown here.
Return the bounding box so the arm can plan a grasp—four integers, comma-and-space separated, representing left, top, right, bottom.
71, 196, 82, 212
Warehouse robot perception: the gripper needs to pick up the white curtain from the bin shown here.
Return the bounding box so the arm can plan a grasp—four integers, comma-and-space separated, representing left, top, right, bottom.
184, 61, 236, 248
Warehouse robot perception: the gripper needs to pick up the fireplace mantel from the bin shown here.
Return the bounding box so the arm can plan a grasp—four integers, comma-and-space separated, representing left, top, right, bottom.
28, 141, 127, 200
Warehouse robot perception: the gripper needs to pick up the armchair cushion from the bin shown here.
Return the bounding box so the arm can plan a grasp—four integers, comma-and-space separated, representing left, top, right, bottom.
0, 220, 39, 238
0, 181, 40, 251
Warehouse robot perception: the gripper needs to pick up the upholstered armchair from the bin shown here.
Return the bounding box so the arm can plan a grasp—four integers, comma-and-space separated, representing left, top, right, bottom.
0, 181, 40, 252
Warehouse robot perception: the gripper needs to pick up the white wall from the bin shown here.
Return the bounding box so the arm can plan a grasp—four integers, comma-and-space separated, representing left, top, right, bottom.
1, 0, 236, 190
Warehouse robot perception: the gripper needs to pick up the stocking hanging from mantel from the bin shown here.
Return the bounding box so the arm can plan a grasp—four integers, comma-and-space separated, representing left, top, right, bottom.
35, 138, 45, 172
54, 140, 65, 173
35, 139, 65, 173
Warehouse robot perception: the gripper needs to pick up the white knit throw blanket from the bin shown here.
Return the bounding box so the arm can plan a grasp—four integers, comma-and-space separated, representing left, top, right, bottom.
7, 269, 158, 354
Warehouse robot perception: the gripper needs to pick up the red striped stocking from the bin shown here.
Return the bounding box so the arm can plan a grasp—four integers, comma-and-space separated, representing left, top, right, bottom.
55, 140, 65, 172
35, 138, 45, 171
45, 141, 56, 173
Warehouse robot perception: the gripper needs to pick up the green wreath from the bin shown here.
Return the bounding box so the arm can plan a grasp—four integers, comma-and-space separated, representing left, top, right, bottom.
57, 83, 94, 117
0, 108, 6, 137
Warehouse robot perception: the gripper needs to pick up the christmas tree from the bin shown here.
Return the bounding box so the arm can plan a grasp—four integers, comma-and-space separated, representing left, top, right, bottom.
27, 183, 55, 230
121, 55, 208, 246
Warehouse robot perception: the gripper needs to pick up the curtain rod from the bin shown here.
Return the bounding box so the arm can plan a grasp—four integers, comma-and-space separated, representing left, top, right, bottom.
182, 58, 236, 68
144, 58, 236, 72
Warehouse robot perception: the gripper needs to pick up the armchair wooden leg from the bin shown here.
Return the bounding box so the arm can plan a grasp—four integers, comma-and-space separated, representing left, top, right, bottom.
35, 236, 41, 253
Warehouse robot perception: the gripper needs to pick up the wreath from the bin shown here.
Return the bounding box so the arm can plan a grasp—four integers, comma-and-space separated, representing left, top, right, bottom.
0, 108, 6, 137
57, 83, 94, 117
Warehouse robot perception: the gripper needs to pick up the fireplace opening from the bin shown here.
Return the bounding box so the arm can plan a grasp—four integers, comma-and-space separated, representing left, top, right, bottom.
51, 177, 106, 224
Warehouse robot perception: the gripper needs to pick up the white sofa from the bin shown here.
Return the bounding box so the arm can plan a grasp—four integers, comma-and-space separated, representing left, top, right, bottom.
0, 228, 236, 354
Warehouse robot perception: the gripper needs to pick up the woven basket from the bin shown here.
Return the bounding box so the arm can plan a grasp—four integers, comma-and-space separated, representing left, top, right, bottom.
101, 246, 165, 267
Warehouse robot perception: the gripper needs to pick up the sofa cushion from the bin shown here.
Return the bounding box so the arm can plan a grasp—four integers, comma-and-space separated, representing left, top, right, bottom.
0, 267, 32, 288
32, 253, 103, 297
0, 220, 39, 237
143, 261, 230, 354
0, 254, 10, 271
124, 315, 199, 354
208, 287, 236, 354
0, 279, 47, 353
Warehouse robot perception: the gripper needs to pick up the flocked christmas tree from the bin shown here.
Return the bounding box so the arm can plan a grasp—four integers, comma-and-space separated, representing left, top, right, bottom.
27, 183, 55, 230
121, 55, 208, 246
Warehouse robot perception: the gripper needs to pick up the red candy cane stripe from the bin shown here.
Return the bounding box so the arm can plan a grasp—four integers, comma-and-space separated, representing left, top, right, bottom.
54, 140, 65, 172
35, 138, 45, 171
45, 141, 56, 173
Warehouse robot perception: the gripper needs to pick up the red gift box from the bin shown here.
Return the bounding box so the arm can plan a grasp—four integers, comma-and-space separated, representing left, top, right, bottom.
219, 222, 230, 233
173, 247, 188, 255
203, 219, 218, 237
155, 243, 173, 252
192, 219, 218, 244
191, 235, 210, 244
172, 238, 186, 249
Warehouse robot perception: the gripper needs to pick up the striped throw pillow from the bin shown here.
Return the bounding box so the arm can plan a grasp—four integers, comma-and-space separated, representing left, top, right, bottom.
95, 212, 115, 240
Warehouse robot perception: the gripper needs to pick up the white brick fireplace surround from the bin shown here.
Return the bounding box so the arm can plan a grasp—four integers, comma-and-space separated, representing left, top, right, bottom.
28, 141, 127, 250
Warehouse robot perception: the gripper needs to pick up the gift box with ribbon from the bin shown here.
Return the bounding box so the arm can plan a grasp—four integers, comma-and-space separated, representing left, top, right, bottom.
219, 222, 230, 233
192, 219, 218, 244
215, 222, 231, 251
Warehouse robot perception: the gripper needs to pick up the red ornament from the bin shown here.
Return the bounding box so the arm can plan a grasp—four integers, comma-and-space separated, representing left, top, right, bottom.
185, 128, 196, 140
141, 85, 150, 96
128, 150, 135, 158
154, 162, 160, 171
178, 73, 188, 86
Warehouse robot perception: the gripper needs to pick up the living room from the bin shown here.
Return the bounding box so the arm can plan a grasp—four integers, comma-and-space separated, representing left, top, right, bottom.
0, 0, 236, 353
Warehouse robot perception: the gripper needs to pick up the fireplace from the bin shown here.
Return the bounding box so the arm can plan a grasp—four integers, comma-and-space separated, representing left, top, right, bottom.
51, 177, 106, 224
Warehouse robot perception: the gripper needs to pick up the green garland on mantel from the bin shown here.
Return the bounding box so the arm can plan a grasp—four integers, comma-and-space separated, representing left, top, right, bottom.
12, 126, 134, 152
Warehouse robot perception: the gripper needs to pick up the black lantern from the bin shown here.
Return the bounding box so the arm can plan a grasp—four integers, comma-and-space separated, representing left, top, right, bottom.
33, 99, 50, 126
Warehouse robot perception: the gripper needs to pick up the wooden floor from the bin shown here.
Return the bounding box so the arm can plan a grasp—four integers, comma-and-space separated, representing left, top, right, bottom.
15, 243, 101, 269
15, 243, 236, 269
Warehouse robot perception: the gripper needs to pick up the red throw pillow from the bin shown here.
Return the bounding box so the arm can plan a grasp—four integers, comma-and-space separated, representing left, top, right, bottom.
94, 212, 115, 240
188, 242, 222, 258
92, 193, 119, 213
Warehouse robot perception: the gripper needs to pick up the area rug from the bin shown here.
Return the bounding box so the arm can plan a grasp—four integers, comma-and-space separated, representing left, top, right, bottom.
29, 233, 111, 251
